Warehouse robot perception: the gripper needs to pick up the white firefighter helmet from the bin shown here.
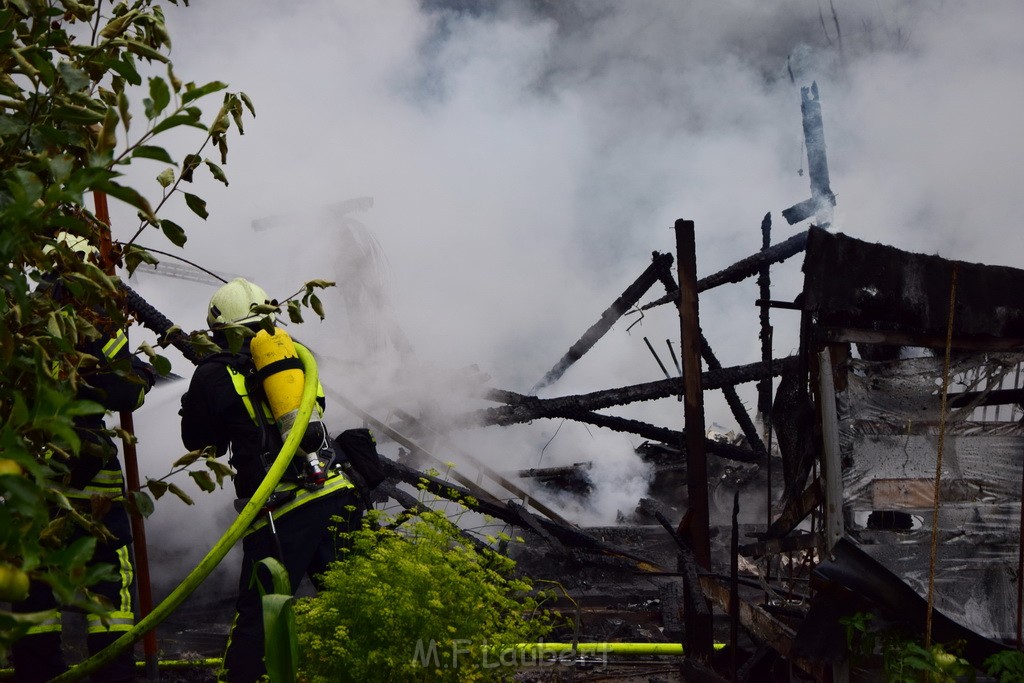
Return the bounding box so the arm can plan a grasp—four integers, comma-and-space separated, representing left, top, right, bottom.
43, 231, 100, 262
207, 277, 276, 328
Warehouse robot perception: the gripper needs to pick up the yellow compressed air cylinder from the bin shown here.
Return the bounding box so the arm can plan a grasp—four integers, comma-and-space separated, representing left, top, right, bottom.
250, 327, 304, 426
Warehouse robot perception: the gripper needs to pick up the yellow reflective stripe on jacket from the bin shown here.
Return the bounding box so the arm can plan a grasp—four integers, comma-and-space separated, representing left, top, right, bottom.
226, 365, 275, 423
86, 545, 134, 634
245, 472, 354, 536
226, 364, 326, 424
25, 613, 62, 636
64, 467, 125, 500
101, 329, 128, 359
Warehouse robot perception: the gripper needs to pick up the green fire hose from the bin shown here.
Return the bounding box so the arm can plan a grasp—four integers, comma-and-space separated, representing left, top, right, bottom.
50, 343, 322, 682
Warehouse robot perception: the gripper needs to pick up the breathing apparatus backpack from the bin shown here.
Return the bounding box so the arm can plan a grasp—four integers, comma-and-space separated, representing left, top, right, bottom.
248, 326, 333, 490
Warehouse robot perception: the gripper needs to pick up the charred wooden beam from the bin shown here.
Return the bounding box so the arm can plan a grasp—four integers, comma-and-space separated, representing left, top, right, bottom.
462, 357, 796, 429
329, 391, 574, 527
531, 251, 675, 394
567, 411, 764, 463
379, 481, 493, 554
700, 577, 828, 682
700, 331, 767, 455
641, 231, 809, 311
762, 478, 824, 540
821, 326, 1024, 353
515, 463, 592, 479
739, 532, 824, 559
508, 501, 565, 550
381, 455, 665, 570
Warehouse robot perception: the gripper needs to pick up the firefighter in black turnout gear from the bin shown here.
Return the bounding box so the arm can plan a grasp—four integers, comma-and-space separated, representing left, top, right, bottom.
179, 278, 363, 683
11, 232, 155, 683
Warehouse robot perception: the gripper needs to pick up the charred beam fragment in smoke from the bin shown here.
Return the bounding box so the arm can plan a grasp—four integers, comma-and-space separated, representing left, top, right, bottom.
530, 251, 675, 394
640, 231, 809, 311
464, 357, 796, 428
568, 411, 764, 464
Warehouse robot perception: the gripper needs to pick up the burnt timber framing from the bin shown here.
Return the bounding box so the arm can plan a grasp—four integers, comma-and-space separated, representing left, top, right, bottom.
116, 82, 1023, 680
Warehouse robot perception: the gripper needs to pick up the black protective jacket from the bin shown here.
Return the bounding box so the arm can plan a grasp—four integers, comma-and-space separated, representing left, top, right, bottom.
179, 342, 325, 500
37, 274, 155, 490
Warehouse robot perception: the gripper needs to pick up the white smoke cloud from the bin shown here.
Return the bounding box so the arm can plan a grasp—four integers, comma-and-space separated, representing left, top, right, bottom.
110, 0, 1023, 590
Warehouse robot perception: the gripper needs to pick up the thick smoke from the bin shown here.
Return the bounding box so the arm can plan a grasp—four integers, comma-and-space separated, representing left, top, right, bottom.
114, 1, 1023, 593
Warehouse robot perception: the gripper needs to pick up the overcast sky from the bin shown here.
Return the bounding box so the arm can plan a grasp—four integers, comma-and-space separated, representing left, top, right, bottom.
114, 1, 1024, 587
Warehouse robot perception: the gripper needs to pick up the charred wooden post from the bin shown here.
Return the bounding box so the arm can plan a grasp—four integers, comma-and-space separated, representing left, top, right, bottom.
530, 251, 674, 394
654, 510, 714, 666
642, 230, 809, 311
730, 491, 740, 681
757, 212, 775, 535
675, 219, 711, 571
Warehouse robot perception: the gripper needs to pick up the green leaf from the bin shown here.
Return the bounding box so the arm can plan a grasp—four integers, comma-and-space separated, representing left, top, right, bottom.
204, 159, 228, 186
12, 169, 43, 203
123, 245, 159, 275
147, 478, 169, 500
145, 76, 170, 119
159, 218, 186, 247
172, 450, 205, 468
133, 145, 175, 164
94, 181, 157, 223
240, 91, 256, 117
151, 113, 205, 136
181, 80, 228, 104
156, 167, 174, 188
180, 153, 201, 182
99, 9, 139, 40
0, 115, 27, 136
183, 193, 208, 220
310, 294, 325, 320
117, 90, 132, 131
151, 354, 172, 376
287, 301, 303, 324
57, 62, 90, 94
168, 482, 194, 506
205, 457, 235, 487
129, 490, 156, 518
189, 470, 216, 493
122, 39, 170, 63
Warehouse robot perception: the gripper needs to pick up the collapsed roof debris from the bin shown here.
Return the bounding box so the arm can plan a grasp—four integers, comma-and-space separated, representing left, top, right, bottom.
118, 83, 1022, 681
